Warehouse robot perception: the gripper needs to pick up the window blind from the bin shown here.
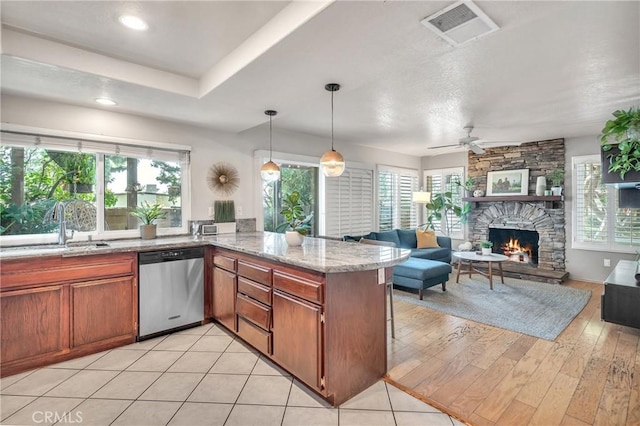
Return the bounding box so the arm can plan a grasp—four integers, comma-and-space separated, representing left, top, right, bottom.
324, 167, 374, 237
573, 155, 640, 251
424, 167, 464, 238
378, 166, 418, 231
574, 157, 608, 245
1, 130, 190, 164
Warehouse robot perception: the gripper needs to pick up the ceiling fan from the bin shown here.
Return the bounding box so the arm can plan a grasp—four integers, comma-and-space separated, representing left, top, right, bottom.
429, 126, 522, 154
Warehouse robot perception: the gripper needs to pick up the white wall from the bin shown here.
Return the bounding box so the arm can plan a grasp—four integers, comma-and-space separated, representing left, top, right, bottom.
1, 95, 420, 221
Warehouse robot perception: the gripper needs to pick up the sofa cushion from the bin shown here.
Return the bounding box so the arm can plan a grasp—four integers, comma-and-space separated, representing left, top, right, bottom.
410, 247, 451, 261
396, 229, 417, 249
372, 230, 401, 247
416, 229, 439, 248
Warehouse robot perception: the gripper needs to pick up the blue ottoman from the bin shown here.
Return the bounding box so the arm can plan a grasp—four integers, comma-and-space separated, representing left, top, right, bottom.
393, 258, 451, 300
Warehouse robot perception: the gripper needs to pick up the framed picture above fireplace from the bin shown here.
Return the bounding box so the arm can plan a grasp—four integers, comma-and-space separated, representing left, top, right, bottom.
486, 169, 529, 196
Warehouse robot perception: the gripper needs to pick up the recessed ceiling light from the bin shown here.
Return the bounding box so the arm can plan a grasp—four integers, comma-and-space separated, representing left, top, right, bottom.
95, 98, 117, 106
118, 15, 148, 31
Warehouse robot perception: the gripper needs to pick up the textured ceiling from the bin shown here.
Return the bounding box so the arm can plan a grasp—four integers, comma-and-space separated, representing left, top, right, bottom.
1, 1, 639, 156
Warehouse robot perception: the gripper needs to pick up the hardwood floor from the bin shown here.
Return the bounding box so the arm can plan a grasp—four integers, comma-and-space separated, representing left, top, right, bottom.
385, 279, 640, 426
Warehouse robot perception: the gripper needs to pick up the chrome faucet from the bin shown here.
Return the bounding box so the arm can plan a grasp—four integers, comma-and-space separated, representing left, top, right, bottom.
52, 201, 74, 245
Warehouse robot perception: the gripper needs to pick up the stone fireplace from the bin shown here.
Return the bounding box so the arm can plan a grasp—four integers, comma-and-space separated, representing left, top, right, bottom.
466, 139, 567, 283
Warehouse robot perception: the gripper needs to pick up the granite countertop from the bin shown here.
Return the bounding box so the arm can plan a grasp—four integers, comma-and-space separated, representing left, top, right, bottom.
0, 232, 410, 273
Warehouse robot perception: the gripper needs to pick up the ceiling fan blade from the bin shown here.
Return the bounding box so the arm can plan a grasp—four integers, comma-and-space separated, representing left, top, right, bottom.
428, 143, 460, 149
476, 140, 522, 147
469, 143, 485, 154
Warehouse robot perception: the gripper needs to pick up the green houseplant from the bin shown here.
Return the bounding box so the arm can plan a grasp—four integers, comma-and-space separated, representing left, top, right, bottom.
456, 176, 475, 197
130, 201, 166, 239
480, 240, 493, 255
277, 191, 312, 246
548, 169, 564, 196
424, 192, 470, 236
601, 106, 640, 179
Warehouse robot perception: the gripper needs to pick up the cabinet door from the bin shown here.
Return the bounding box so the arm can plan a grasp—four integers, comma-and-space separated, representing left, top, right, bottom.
272, 289, 323, 390
213, 266, 237, 331
71, 277, 136, 347
1, 285, 68, 364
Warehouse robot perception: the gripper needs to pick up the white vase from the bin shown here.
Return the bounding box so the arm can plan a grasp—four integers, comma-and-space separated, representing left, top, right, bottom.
285, 230, 304, 246
140, 224, 157, 240
536, 176, 546, 196
481, 247, 492, 256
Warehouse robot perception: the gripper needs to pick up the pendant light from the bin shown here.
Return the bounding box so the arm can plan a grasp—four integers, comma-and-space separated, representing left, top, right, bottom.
261, 110, 280, 182
320, 83, 345, 177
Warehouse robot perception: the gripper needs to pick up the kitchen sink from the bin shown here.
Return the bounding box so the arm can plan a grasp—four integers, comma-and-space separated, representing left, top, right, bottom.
1, 241, 110, 253
66, 241, 110, 248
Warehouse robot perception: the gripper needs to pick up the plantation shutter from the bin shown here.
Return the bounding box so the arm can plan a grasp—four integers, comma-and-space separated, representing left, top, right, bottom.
378, 166, 418, 231
573, 156, 608, 246
423, 167, 464, 238
324, 167, 374, 237
572, 154, 640, 250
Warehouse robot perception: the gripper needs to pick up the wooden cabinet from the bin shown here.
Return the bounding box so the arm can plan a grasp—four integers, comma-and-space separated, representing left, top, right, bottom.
0, 252, 137, 377
1, 285, 68, 364
71, 276, 136, 347
272, 289, 323, 389
213, 266, 236, 331
209, 246, 388, 406
212, 252, 237, 331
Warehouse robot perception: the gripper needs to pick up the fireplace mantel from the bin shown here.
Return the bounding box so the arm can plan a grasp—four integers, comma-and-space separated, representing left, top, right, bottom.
462, 195, 563, 209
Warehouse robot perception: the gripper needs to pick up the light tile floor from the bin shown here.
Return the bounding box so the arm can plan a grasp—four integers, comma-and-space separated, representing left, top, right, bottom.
1, 323, 463, 426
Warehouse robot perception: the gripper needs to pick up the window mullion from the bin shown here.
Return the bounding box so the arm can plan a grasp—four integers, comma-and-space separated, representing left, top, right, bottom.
96, 153, 105, 233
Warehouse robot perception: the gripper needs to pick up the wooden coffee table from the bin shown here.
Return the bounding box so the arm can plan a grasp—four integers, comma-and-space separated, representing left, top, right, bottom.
452, 251, 509, 290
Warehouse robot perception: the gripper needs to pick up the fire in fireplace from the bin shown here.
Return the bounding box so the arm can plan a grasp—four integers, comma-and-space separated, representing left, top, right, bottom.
488, 228, 539, 265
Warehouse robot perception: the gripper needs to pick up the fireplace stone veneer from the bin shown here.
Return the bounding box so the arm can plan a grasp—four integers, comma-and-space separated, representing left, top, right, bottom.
469, 201, 565, 271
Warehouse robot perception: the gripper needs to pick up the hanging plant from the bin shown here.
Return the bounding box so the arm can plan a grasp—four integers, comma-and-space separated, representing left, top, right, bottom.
601, 106, 640, 179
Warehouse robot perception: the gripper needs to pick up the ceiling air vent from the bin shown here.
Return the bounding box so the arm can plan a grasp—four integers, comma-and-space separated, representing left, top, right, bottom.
420, 0, 499, 46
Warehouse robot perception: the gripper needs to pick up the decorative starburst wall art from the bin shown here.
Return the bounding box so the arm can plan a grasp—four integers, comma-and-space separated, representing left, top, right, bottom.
207, 162, 240, 196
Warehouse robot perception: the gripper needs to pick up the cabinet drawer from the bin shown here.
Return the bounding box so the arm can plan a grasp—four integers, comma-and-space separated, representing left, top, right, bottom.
237, 317, 272, 355
273, 271, 323, 304
214, 255, 236, 272
236, 293, 271, 330
238, 277, 271, 306
238, 261, 271, 286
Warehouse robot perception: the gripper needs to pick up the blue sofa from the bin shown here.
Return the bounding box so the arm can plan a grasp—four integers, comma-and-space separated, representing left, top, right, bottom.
344, 229, 452, 298
346, 229, 451, 264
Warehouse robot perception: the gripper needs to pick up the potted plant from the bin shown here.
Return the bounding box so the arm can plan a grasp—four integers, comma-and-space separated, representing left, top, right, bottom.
130, 201, 166, 239
480, 241, 493, 256
548, 169, 564, 196
425, 192, 470, 236
456, 176, 476, 197
277, 191, 312, 246
601, 106, 640, 181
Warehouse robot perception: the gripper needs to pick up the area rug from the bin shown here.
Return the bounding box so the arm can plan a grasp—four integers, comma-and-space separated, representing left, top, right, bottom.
393, 276, 591, 341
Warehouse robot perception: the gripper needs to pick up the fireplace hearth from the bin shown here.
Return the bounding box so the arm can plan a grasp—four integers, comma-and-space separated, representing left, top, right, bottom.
489, 228, 539, 266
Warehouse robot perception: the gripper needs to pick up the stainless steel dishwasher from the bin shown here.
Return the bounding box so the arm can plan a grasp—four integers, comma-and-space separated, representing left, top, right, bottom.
138, 247, 204, 339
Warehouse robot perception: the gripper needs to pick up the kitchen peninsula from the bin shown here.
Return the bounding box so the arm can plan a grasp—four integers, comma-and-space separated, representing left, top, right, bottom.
0, 232, 410, 406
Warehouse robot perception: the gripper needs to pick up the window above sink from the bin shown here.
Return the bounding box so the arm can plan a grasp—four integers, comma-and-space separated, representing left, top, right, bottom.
1, 128, 191, 245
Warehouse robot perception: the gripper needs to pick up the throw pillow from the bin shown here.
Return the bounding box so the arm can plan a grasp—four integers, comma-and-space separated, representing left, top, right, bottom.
416, 228, 440, 248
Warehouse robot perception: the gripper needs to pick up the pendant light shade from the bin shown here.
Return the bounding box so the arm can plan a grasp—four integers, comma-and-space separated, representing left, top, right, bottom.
261, 110, 280, 182
320, 83, 345, 177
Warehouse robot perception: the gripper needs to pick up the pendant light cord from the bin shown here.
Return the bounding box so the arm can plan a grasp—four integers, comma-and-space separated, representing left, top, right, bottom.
269, 115, 273, 161
331, 90, 335, 151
